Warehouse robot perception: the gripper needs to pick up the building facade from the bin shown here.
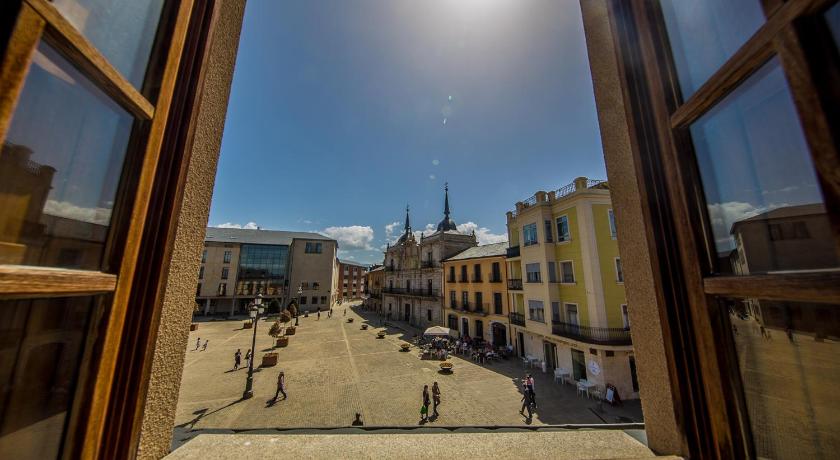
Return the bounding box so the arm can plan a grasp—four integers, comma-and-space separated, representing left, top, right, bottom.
505, 177, 636, 399
441, 242, 510, 347
337, 259, 368, 302
382, 186, 477, 329
196, 228, 338, 315
364, 265, 384, 312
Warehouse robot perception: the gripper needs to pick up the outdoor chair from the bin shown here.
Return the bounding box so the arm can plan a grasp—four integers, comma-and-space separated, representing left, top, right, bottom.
576, 380, 588, 397
553, 368, 564, 384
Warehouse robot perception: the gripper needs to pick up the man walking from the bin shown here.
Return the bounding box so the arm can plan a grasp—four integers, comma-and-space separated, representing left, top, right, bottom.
432, 382, 441, 417
201, 339, 208, 351
519, 383, 534, 418
245, 349, 252, 368
233, 349, 241, 370
317, 309, 321, 320
274, 371, 287, 401
195, 337, 201, 350
525, 374, 537, 408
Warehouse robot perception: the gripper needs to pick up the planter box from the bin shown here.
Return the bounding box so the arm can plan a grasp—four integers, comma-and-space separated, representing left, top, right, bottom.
377, 332, 386, 339
361, 324, 369, 330
243, 321, 252, 329
440, 362, 454, 372
190, 323, 198, 331
347, 318, 354, 323
262, 353, 278, 367
286, 327, 296, 336
276, 337, 289, 347
399, 343, 410, 351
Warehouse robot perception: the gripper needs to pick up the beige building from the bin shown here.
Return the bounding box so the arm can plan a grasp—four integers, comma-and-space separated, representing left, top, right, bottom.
505, 177, 635, 399
197, 228, 338, 315
441, 242, 510, 346
382, 186, 477, 329
364, 264, 385, 312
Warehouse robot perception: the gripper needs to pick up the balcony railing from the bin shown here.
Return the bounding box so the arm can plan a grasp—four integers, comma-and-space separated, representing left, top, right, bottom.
471, 275, 482, 283
421, 261, 438, 269
509, 312, 526, 326
507, 278, 523, 290
459, 276, 469, 283
447, 277, 456, 283
551, 320, 631, 346
489, 274, 503, 283
449, 300, 458, 309
382, 287, 441, 298
506, 246, 520, 258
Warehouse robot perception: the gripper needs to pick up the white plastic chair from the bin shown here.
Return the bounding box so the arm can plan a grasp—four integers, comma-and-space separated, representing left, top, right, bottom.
576, 381, 587, 397
553, 368, 563, 383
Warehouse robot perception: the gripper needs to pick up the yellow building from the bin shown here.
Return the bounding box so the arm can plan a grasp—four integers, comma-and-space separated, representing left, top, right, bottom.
506, 177, 636, 399
441, 242, 510, 346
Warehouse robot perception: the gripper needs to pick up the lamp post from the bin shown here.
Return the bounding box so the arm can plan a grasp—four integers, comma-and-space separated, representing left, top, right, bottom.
295, 285, 302, 326
242, 293, 264, 400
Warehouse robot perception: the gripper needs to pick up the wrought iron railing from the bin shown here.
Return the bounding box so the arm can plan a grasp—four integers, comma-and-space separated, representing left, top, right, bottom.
551, 320, 631, 346
507, 278, 523, 290
382, 287, 440, 298
509, 312, 526, 326
506, 246, 520, 258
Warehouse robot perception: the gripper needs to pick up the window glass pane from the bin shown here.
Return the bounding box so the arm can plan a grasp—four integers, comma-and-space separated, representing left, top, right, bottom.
0, 295, 104, 459
689, 58, 838, 274
1, 42, 135, 270
724, 297, 840, 459
52, 0, 166, 88
828, 3, 840, 47
660, 0, 765, 97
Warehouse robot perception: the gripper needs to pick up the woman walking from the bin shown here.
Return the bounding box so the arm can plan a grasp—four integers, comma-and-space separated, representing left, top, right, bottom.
420, 385, 431, 422
432, 382, 441, 417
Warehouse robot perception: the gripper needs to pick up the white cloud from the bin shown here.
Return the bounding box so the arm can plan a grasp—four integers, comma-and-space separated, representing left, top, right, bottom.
216, 221, 258, 230
43, 200, 111, 225
432, 159, 440, 166
323, 225, 375, 250
384, 221, 401, 240
429, 174, 436, 180
457, 221, 508, 245
303, 220, 313, 224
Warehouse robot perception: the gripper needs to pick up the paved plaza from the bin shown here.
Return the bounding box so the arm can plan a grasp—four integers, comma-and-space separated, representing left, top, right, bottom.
174, 302, 642, 432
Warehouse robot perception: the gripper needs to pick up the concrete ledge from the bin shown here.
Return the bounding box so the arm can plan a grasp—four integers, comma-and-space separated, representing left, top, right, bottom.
168, 430, 663, 459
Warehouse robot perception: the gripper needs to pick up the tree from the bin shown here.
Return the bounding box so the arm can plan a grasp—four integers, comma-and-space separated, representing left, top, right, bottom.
269, 298, 280, 313
268, 320, 282, 338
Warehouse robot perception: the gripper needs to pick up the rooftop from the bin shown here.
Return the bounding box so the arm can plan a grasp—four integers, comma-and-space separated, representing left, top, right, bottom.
204, 227, 334, 246
443, 242, 509, 262
338, 259, 369, 268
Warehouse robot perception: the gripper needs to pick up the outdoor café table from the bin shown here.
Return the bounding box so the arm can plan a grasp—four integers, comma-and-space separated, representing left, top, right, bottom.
579, 380, 596, 398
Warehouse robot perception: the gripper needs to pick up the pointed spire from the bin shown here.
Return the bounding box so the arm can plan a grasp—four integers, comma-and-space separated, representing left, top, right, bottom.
404, 204, 411, 234
444, 182, 450, 218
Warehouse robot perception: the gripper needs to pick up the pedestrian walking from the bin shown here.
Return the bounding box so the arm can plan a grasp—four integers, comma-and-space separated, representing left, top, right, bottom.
328, 309, 332, 318
274, 371, 287, 401
344, 308, 347, 317
195, 337, 201, 350
519, 383, 534, 418
317, 309, 321, 320
525, 374, 537, 408
420, 385, 431, 422
233, 349, 241, 370
432, 382, 441, 416
201, 339, 208, 351
245, 349, 252, 368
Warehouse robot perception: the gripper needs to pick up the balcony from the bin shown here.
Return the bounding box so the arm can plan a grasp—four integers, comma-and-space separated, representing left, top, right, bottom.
507, 278, 523, 290
506, 246, 520, 258
459, 276, 469, 283
421, 261, 438, 269
551, 320, 632, 346
489, 274, 503, 283
382, 287, 441, 299
471, 275, 482, 283
509, 311, 526, 326
449, 300, 458, 309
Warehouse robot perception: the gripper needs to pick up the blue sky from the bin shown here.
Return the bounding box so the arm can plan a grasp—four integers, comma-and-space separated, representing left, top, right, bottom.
209, 0, 605, 264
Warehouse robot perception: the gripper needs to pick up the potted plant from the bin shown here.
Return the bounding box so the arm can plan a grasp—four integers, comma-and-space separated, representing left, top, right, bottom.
439, 362, 454, 373
361, 324, 369, 330
262, 352, 278, 367
377, 331, 386, 339
243, 320, 253, 329
400, 343, 410, 351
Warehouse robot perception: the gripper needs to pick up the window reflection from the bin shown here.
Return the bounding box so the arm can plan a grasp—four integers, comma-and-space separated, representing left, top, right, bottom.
827, 2, 840, 47
52, 0, 165, 88
724, 297, 840, 459
688, 57, 838, 274
0, 296, 103, 460
235, 244, 289, 297
660, 0, 765, 97
0, 42, 135, 270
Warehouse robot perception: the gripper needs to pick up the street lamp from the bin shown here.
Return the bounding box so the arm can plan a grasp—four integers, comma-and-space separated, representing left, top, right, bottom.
295, 285, 302, 326
242, 293, 264, 400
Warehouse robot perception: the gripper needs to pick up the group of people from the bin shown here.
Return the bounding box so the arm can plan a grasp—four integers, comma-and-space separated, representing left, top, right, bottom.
519, 374, 537, 418
194, 338, 208, 351
420, 382, 442, 422
454, 337, 509, 364
232, 348, 252, 370
426, 337, 450, 360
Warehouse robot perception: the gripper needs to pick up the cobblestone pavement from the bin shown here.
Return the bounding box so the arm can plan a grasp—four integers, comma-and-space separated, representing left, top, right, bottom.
175, 302, 642, 430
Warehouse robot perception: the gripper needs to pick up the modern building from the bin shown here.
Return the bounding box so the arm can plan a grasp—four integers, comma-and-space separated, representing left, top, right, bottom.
382, 186, 477, 329
505, 177, 636, 399
441, 242, 510, 347
364, 264, 385, 312
196, 227, 338, 315
337, 259, 368, 302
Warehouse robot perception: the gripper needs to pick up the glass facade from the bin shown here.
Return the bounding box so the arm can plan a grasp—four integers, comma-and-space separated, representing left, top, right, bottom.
235, 244, 289, 296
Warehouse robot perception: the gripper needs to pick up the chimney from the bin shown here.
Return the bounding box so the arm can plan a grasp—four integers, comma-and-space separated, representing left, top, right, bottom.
574, 176, 588, 191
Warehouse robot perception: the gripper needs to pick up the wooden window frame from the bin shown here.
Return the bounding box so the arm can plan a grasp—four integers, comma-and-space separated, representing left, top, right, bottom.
0, 0, 218, 458
607, 0, 840, 457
